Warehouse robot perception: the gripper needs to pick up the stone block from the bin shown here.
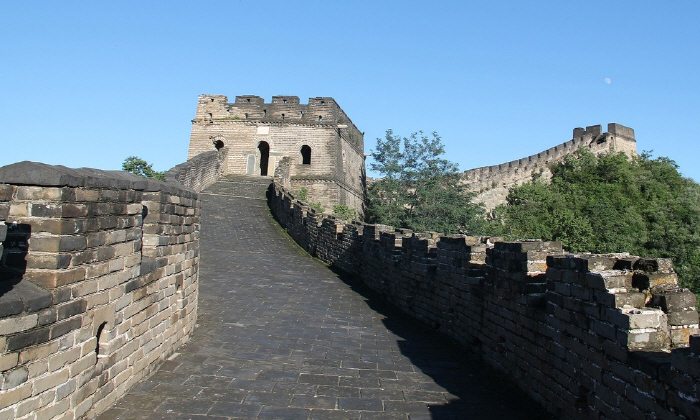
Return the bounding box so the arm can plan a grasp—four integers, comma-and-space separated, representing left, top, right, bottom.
16, 186, 65, 201
0, 353, 19, 372
26, 253, 72, 270
579, 256, 617, 271
75, 188, 100, 202
25, 267, 86, 289
621, 327, 670, 351
586, 271, 633, 291
50, 317, 82, 340
57, 299, 88, 320
651, 289, 697, 312
6, 326, 51, 351
632, 272, 679, 292
0, 203, 9, 220
667, 309, 699, 326
0, 313, 38, 335
0, 291, 24, 318
0, 184, 13, 201
612, 291, 646, 309
669, 325, 700, 348
634, 258, 674, 273
1, 367, 28, 390
30, 203, 63, 218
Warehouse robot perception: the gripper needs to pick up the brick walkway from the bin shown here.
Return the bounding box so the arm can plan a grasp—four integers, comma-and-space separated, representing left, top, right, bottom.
98, 178, 550, 419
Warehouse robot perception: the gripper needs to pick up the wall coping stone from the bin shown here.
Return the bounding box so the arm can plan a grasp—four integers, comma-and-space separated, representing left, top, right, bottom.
0, 161, 197, 198
0, 278, 52, 317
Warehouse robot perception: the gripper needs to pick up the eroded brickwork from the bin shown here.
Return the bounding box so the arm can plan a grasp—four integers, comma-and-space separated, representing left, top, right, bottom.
0, 163, 199, 419
188, 95, 365, 215
270, 182, 700, 419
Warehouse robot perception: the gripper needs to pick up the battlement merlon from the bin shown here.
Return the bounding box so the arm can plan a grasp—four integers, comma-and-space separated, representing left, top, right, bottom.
573, 123, 635, 143
194, 94, 361, 131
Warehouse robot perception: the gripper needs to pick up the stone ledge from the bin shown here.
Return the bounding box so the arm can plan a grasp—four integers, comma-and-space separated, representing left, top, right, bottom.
0, 278, 52, 318
0, 161, 197, 198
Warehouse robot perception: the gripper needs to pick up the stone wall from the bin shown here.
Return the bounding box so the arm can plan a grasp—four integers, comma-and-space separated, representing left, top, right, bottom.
463, 123, 637, 210
0, 162, 199, 419
270, 183, 700, 419
165, 148, 228, 192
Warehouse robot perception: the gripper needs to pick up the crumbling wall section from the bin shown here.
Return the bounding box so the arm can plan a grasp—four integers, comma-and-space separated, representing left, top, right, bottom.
269, 182, 700, 419
0, 162, 200, 419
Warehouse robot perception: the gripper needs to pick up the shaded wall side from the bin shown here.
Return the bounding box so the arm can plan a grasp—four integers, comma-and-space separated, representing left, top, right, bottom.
269, 182, 700, 420
0, 165, 199, 419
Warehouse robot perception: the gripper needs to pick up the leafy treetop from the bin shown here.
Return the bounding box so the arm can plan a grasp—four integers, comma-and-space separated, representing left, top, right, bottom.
367, 130, 484, 234
122, 156, 165, 181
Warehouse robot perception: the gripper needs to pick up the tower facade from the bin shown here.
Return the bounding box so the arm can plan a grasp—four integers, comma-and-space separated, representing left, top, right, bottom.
188, 94, 366, 214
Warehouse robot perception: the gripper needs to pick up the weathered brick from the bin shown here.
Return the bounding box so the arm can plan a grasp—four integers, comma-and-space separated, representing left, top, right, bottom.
0, 314, 38, 335
6, 326, 51, 351
50, 317, 82, 340
0, 382, 31, 407
24, 267, 86, 289
57, 299, 87, 320
15, 186, 63, 201
0, 353, 18, 372
1, 366, 29, 390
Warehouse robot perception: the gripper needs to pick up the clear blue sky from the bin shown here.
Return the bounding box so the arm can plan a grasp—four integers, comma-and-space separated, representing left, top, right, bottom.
2, 1, 698, 180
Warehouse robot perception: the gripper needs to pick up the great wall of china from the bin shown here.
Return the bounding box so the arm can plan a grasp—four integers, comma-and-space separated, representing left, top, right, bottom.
463, 123, 637, 210
0, 94, 698, 419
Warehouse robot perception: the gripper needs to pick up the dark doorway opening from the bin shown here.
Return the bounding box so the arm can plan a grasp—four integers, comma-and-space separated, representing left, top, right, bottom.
258, 141, 270, 176
214, 140, 224, 150
301, 145, 311, 165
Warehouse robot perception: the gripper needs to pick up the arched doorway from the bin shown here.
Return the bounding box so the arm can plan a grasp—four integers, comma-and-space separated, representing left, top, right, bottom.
258, 141, 270, 176
301, 145, 311, 165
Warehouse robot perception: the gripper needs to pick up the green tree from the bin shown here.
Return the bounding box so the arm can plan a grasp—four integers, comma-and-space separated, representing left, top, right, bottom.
367, 130, 485, 234
333, 205, 358, 222
122, 156, 165, 180
492, 149, 700, 294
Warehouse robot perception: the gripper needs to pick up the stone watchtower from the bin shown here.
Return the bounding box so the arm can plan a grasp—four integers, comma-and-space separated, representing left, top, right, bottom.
188, 94, 366, 214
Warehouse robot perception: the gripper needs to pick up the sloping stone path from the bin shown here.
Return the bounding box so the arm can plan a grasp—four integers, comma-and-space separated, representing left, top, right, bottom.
98, 176, 550, 419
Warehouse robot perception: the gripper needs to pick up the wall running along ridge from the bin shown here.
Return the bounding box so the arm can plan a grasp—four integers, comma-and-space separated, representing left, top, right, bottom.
0, 162, 199, 419
462, 123, 637, 210
269, 182, 700, 419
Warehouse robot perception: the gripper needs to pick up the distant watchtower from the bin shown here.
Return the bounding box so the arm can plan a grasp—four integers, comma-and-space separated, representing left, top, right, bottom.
188, 94, 366, 214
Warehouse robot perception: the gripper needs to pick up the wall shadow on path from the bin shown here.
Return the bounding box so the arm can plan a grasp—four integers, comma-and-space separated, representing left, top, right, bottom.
328, 266, 554, 420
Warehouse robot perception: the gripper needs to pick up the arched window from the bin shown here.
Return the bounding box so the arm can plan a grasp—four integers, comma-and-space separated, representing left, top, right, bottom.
301, 145, 311, 165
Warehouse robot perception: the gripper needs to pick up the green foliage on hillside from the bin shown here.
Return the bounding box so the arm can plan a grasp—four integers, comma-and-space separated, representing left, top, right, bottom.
490, 149, 700, 293
367, 130, 485, 234
122, 156, 165, 180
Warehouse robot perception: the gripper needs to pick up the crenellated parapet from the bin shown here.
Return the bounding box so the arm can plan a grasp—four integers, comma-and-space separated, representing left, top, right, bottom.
269, 181, 700, 419
192, 94, 364, 151
462, 123, 637, 210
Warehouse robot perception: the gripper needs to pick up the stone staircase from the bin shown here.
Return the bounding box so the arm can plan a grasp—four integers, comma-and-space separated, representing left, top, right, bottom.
202, 174, 272, 200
